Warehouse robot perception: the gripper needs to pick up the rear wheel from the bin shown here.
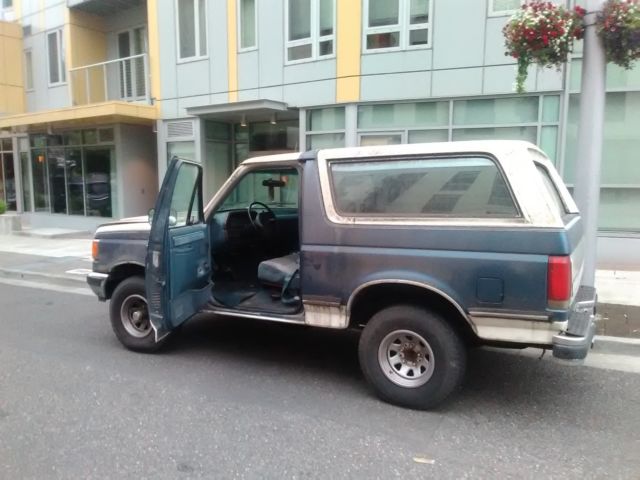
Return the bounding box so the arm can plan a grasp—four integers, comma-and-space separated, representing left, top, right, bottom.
109, 276, 171, 353
358, 305, 466, 410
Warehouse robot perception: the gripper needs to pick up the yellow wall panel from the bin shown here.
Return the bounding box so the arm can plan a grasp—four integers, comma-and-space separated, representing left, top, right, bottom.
147, 0, 161, 113
336, 0, 361, 103
0, 20, 24, 114
67, 10, 107, 105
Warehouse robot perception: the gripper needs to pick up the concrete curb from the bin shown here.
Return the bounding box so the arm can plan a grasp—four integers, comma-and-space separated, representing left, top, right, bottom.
0, 267, 87, 288
592, 335, 640, 357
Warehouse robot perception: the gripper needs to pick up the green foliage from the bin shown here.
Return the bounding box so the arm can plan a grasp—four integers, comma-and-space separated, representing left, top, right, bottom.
0, 200, 6, 215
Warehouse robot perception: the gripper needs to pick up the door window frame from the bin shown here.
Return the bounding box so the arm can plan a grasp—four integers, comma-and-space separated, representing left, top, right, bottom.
117, 25, 148, 101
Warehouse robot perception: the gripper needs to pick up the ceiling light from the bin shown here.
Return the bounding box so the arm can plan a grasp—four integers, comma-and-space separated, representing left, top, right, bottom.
270, 113, 277, 125
240, 114, 247, 127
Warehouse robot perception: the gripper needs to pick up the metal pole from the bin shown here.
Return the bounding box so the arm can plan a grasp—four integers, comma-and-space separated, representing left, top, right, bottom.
573, 0, 606, 288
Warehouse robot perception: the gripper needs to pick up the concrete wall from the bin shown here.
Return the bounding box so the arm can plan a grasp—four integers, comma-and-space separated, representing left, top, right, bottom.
20, 1, 70, 111
116, 123, 157, 218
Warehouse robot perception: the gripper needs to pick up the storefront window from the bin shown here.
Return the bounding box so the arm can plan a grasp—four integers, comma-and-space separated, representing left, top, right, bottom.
564, 91, 640, 232
0, 138, 16, 210
307, 107, 345, 149
26, 129, 116, 217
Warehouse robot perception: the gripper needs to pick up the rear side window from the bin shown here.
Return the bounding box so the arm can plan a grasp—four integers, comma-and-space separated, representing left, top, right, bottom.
535, 163, 567, 218
329, 156, 518, 217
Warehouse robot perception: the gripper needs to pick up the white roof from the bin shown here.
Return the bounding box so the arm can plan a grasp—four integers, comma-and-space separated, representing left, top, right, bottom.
241, 140, 544, 165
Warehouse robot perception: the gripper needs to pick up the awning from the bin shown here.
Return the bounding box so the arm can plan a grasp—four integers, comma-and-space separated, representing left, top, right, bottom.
185, 99, 298, 123
0, 101, 157, 132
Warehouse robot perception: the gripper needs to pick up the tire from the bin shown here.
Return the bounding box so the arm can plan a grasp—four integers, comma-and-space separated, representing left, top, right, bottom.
109, 276, 170, 353
358, 304, 467, 410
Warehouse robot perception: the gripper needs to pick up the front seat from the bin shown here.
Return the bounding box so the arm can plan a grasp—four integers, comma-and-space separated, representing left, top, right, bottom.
258, 252, 300, 288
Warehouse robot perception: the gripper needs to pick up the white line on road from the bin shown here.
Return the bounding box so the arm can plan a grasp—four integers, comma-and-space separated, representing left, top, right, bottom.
0, 277, 93, 296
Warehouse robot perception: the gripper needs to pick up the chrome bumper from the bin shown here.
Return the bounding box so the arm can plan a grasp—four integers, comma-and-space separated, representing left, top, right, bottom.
552, 286, 597, 360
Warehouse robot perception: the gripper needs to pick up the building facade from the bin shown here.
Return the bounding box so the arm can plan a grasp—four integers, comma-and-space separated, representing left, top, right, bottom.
0, 0, 638, 264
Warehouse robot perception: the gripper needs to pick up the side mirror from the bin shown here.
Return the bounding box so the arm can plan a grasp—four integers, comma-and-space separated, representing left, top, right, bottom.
168, 215, 177, 227
148, 208, 155, 225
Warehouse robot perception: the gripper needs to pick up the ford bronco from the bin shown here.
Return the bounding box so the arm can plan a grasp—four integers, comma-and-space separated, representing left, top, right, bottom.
88, 141, 596, 409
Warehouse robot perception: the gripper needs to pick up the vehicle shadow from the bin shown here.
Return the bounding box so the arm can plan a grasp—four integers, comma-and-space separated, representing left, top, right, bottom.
170, 313, 609, 419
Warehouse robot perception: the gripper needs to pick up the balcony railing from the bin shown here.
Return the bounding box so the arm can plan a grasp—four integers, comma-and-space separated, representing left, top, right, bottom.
69, 53, 150, 106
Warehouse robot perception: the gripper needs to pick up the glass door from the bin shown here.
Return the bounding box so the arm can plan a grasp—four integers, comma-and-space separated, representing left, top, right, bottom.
118, 26, 147, 101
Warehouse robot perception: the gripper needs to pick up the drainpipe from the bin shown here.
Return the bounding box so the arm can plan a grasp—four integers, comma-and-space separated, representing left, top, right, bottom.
572, 0, 606, 288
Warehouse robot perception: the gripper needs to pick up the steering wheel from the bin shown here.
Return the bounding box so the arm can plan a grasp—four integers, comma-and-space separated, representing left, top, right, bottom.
247, 201, 276, 233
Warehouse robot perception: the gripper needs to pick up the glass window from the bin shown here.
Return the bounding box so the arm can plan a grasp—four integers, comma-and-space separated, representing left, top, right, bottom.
542, 96, 560, 123
239, 0, 256, 50
286, 0, 334, 62
307, 107, 345, 131
452, 126, 537, 143
66, 149, 85, 215
540, 126, 558, 163
220, 168, 299, 211
408, 129, 448, 143
535, 163, 566, 217
205, 122, 231, 141
169, 163, 202, 228
177, 0, 207, 60
205, 141, 232, 198
20, 152, 32, 212
24, 50, 33, 90
85, 147, 114, 218
2, 0, 13, 8
453, 97, 538, 125
31, 150, 49, 212
168, 141, 196, 163
365, 0, 432, 50
47, 147, 67, 214
369, 0, 399, 27
564, 92, 640, 186
598, 188, 640, 232
1, 152, 16, 210
307, 133, 345, 149
47, 29, 65, 85
330, 157, 518, 217
489, 0, 521, 15
358, 102, 449, 129
359, 133, 403, 146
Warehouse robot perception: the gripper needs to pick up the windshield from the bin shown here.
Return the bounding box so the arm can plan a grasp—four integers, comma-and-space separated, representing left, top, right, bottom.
219, 168, 299, 211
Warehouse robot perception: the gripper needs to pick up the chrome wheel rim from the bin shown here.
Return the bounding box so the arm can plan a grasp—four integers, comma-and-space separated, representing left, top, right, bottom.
378, 329, 435, 388
120, 294, 151, 338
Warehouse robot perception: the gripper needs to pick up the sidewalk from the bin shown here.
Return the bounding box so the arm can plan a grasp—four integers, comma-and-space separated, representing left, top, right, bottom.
0, 234, 638, 338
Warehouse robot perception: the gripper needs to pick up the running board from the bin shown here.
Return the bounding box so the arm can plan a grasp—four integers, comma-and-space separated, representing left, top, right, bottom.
202, 306, 306, 325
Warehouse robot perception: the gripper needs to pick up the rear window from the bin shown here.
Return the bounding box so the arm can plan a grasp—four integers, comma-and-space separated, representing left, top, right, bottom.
535, 163, 567, 218
329, 156, 519, 217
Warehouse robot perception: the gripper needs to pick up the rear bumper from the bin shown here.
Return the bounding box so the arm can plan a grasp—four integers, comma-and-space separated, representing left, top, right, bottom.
552, 286, 597, 360
87, 272, 109, 301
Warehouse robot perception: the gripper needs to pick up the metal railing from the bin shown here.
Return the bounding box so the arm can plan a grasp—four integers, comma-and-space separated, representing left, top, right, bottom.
68, 53, 150, 106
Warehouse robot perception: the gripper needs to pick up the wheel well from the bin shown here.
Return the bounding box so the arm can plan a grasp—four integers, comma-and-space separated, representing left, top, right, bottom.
104, 263, 145, 300
348, 283, 477, 344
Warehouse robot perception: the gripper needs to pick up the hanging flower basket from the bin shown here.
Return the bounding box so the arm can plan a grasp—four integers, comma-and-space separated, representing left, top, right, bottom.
503, 1, 586, 93
597, 0, 640, 69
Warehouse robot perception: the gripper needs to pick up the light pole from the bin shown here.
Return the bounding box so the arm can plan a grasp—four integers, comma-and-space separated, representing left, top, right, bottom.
573, 0, 606, 288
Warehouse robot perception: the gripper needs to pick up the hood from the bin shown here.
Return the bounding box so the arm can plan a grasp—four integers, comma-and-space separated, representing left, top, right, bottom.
94, 215, 151, 238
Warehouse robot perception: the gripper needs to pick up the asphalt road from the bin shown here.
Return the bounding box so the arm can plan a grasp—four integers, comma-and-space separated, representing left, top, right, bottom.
1, 283, 640, 479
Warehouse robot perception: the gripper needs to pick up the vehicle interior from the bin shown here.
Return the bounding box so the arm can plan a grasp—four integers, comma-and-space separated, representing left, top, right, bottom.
207, 166, 302, 315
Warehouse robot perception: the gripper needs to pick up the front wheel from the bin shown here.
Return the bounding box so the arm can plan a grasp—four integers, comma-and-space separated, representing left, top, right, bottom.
109, 276, 171, 353
358, 305, 467, 410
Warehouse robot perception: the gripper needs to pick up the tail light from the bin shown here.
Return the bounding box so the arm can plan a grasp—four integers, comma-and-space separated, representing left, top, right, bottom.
92, 240, 99, 260
547, 255, 572, 309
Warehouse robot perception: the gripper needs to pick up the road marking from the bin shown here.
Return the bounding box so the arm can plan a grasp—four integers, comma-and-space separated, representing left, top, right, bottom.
0, 277, 93, 296
65, 268, 92, 276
